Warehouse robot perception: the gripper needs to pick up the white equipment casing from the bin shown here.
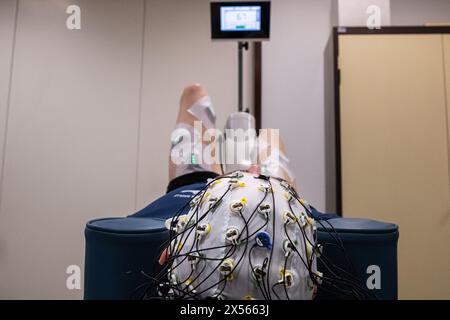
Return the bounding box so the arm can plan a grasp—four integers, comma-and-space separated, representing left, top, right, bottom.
223, 112, 257, 173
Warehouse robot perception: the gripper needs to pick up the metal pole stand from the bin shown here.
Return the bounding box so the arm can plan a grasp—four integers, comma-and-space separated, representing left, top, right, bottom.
238, 41, 249, 113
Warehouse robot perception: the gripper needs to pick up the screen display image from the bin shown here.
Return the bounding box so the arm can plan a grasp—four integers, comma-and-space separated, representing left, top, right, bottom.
220, 6, 261, 32
211, 2, 270, 39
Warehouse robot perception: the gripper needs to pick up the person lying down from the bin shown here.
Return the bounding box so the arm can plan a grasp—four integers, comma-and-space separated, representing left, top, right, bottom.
135, 83, 324, 300
132, 84, 376, 300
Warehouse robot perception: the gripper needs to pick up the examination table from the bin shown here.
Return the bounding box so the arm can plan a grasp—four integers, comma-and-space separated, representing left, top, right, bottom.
84, 184, 399, 300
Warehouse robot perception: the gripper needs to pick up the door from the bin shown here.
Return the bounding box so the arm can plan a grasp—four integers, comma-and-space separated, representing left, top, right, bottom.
339, 34, 450, 299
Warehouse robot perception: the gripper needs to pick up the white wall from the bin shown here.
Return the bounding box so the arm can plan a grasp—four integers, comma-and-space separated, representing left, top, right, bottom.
337, 0, 450, 27
390, 0, 450, 25
0, 0, 17, 210
262, 0, 338, 212
135, 0, 243, 209
0, 0, 144, 299
0, 0, 246, 299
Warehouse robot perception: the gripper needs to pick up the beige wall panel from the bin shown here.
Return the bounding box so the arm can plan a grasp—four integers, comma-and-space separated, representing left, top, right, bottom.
340, 34, 450, 299
445, 35, 450, 182
0, 0, 144, 299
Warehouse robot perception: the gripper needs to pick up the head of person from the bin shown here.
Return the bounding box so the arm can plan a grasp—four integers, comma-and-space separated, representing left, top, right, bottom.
161, 171, 321, 300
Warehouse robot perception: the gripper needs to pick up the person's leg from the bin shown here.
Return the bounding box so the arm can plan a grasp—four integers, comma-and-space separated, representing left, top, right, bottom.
257, 128, 297, 188
169, 84, 222, 181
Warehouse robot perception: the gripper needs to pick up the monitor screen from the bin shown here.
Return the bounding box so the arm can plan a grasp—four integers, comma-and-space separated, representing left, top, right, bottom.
220, 6, 262, 32
211, 2, 270, 40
